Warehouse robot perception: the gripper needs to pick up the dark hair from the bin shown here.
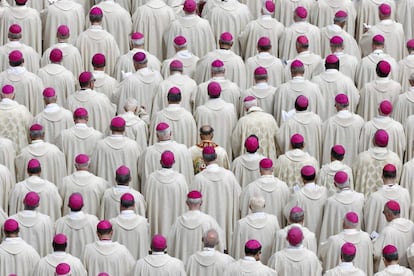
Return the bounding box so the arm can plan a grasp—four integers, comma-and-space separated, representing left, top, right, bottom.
116, 174, 131, 185
325, 61, 340, 70
245, 245, 261, 256
121, 199, 135, 208
331, 149, 344, 161
301, 173, 316, 181
52, 242, 67, 251
258, 45, 271, 52
167, 92, 182, 103
9, 60, 23, 67
383, 170, 397, 179
97, 227, 112, 235
376, 64, 390, 78
383, 251, 399, 262
342, 253, 355, 262
89, 14, 103, 23
291, 142, 304, 149
27, 166, 41, 174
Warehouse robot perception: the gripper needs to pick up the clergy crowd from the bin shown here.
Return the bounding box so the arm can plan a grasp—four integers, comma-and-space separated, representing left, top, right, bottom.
2, 0, 414, 275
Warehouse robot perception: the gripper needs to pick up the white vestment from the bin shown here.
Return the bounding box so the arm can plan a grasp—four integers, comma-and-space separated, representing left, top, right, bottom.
32, 251, 87, 276
186, 249, 235, 276
118, 111, 148, 151
319, 25, 361, 59
223, 256, 277, 275
284, 51, 324, 80
272, 223, 317, 253
231, 153, 265, 189
161, 50, 199, 79
393, 87, 414, 125
129, 253, 186, 276
0, 41, 40, 73
100, 185, 146, 219
317, 160, 354, 194
240, 84, 277, 116
92, 70, 118, 102
245, 53, 285, 89
398, 54, 414, 93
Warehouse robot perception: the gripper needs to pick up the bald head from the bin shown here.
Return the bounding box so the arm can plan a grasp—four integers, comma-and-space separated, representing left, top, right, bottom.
202, 229, 219, 248
124, 97, 139, 112
200, 125, 214, 140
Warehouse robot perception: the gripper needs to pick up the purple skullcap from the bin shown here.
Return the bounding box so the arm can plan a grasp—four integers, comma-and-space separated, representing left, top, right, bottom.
296, 35, 308, 45
3, 219, 19, 232
2, 84, 14, 95
290, 206, 304, 215
92, 53, 106, 66
75, 154, 89, 165
244, 136, 259, 152
97, 220, 112, 230
120, 192, 134, 202
374, 129, 389, 147
334, 10, 348, 20
168, 86, 181, 95
156, 122, 170, 131
111, 117, 126, 128
50, 48, 63, 62
30, 123, 43, 131
407, 39, 414, 48
9, 24, 21, 34
116, 165, 130, 176
133, 52, 147, 63
385, 200, 400, 212
53, 233, 67, 245
24, 191, 40, 207
98, 273, 109, 276
55, 263, 71, 275
74, 107, 88, 117
211, 59, 224, 68
259, 158, 273, 169
9, 50, 23, 62
243, 95, 257, 102
295, 95, 308, 108
68, 193, 83, 210
301, 165, 315, 177
89, 6, 103, 15
187, 190, 202, 199
345, 211, 359, 224
207, 81, 221, 97
27, 158, 40, 169
264, 0, 275, 13
291, 59, 304, 68
152, 234, 167, 250
291, 133, 304, 144
378, 60, 391, 75
170, 60, 183, 69
257, 36, 271, 47
287, 227, 303, 246
173, 35, 187, 46
326, 54, 339, 64
183, 0, 197, 12
245, 239, 261, 250
341, 242, 356, 255
334, 171, 348, 185
79, 71, 93, 83
295, 6, 307, 18
379, 100, 393, 115
335, 93, 349, 105
254, 66, 267, 76
161, 150, 175, 167
373, 34, 385, 43
220, 32, 233, 42
379, 3, 391, 15
202, 145, 216, 155
383, 244, 398, 255
330, 35, 344, 45
131, 32, 144, 40
332, 144, 345, 155
57, 25, 70, 36
15, 0, 27, 4
43, 87, 56, 98
383, 163, 397, 173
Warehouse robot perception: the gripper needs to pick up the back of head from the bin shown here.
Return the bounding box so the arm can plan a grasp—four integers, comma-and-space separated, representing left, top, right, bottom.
202, 228, 219, 248
289, 206, 304, 223
249, 196, 265, 212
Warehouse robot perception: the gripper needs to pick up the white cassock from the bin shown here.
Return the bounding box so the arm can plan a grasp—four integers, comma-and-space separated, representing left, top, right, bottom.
66, 89, 116, 133
359, 116, 406, 159
284, 184, 328, 234
274, 0, 314, 28
150, 105, 197, 147
375, 266, 414, 276
0, 162, 14, 214
272, 223, 317, 254
398, 53, 414, 93
245, 53, 285, 89
400, 159, 414, 201
0, 67, 44, 115
110, 210, 150, 260
42, 43, 84, 80
151, 72, 197, 116
321, 110, 365, 166
0, 5, 41, 53
10, 210, 54, 257
238, 15, 285, 60
188, 141, 230, 174
186, 249, 235, 276
0, 41, 40, 73
138, 139, 193, 192
90, 135, 142, 190
267, 246, 322, 276
240, 175, 290, 226
15, 140, 67, 185
0, 137, 15, 181
311, 69, 359, 121
73, 0, 92, 14
194, 49, 247, 90
194, 98, 237, 160
113, 48, 161, 82
43, 0, 85, 50
83, 240, 136, 276
240, 84, 277, 116
55, 124, 104, 175
231, 153, 265, 189
280, 22, 321, 61
54, 212, 99, 258
284, 51, 324, 80
168, 210, 226, 264
145, 168, 188, 237
118, 111, 148, 151
359, 20, 406, 61
357, 78, 402, 122
101, 186, 146, 219
355, 50, 399, 89
319, 25, 361, 59
161, 51, 199, 79
114, 67, 163, 116
88, 1, 132, 54
92, 70, 118, 102
9, 176, 62, 221
192, 164, 241, 250
273, 77, 324, 125
319, 189, 365, 243
33, 104, 74, 143
230, 212, 279, 265
164, 14, 215, 59
324, 263, 366, 276
75, 25, 121, 76
0, 99, 32, 153
206, 0, 252, 56
132, 0, 176, 61
404, 115, 414, 163
58, 170, 108, 217
319, 229, 373, 275
130, 253, 186, 276
279, 111, 322, 162
33, 251, 87, 276
223, 256, 277, 275
393, 87, 414, 125
0, 237, 40, 276
317, 160, 354, 193
37, 64, 76, 106
310, 0, 356, 38
274, 149, 319, 189
353, 147, 402, 196
231, 106, 280, 162
373, 218, 414, 270
8, 0, 48, 11
334, 52, 359, 81
363, 185, 411, 235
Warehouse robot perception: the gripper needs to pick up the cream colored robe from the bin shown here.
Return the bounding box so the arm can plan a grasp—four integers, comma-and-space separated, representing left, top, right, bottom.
131, 0, 176, 60
118, 111, 148, 151
400, 159, 414, 201
32, 252, 87, 276
164, 14, 215, 59
274, 0, 313, 26
359, 116, 406, 159
9, 176, 62, 221
357, 78, 402, 122
311, 69, 359, 121
10, 210, 54, 257
319, 189, 365, 243
240, 84, 277, 116
393, 87, 414, 125
192, 164, 241, 250
324, 263, 367, 276
42, 43, 84, 80
161, 51, 199, 79
0, 41, 40, 73
319, 229, 373, 275
83, 240, 135, 276
375, 266, 414, 276
322, 111, 365, 166
230, 212, 279, 265
317, 160, 354, 194
231, 106, 279, 162
274, 149, 319, 189
186, 249, 235, 276
284, 51, 324, 80
58, 170, 109, 217
223, 257, 278, 275
0, 137, 16, 181
145, 168, 188, 237
272, 223, 317, 253
54, 212, 99, 258
353, 147, 402, 196
110, 211, 150, 260
0, 160, 14, 214
245, 53, 285, 89
188, 142, 230, 175
363, 185, 411, 235
404, 115, 414, 162
168, 210, 226, 264
130, 253, 186, 276
92, 70, 118, 102
238, 16, 285, 60
43, 0, 85, 50
0, 237, 40, 276
66, 88, 116, 133
100, 185, 146, 219
319, 25, 361, 59
33, 105, 74, 143
398, 54, 414, 93
150, 105, 197, 147
231, 153, 264, 189
334, 52, 359, 81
